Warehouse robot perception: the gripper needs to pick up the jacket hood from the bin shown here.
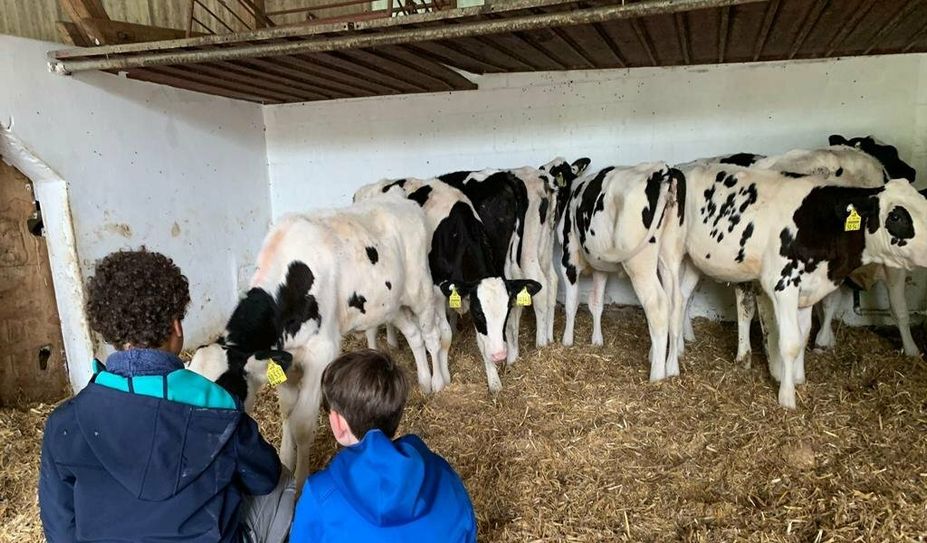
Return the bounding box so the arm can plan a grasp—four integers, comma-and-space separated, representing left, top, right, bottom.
74, 382, 240, 501
329, 430, 440, 526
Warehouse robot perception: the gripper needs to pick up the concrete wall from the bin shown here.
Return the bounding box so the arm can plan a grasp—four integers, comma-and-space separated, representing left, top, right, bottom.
265, 53, 927, 323
0, 35, 271, 383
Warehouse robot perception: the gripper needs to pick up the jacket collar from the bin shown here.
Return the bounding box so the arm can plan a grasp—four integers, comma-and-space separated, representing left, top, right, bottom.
105, 348, 184, 378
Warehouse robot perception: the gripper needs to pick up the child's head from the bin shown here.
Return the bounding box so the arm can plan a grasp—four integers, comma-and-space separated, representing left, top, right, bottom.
321, 349, 409, 446
86, 249, 190, 353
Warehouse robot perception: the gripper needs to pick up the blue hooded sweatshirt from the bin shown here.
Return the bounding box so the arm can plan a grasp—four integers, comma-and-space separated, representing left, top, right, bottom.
39, 349, 281, 543
291, 430, 476, 542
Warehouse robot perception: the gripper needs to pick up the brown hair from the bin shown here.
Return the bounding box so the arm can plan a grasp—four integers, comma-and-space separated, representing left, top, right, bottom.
321, 349, 409, 439
86, 249, 190, 349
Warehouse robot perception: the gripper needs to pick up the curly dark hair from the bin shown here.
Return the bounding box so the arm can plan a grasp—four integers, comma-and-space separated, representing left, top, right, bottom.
86, 249, 190, 349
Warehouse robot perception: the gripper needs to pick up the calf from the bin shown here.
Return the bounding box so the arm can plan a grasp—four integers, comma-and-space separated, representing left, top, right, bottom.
354, 179, 541, 392
189, 199, 447, 489
558, 162, 680, 381
663, 164, 927, 408
679, 136, 919, 362
435, 158, 590, 353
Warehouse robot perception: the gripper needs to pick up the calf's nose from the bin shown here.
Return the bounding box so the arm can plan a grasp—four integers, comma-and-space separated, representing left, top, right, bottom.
491, 350, 507, 363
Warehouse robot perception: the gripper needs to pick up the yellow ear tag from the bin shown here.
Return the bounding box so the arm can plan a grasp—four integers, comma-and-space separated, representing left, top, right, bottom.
556, 173, 566, 187
448, 288, 462, 309
844, 206, 861, 232
266, 361, 287, 387
516, 287, 532, 307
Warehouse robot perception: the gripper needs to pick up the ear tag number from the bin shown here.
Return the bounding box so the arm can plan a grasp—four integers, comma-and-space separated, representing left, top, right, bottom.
266, 361, 287, 387
516, 287, 532, 307
448, 287, 462, 309
845, 206, 861, 232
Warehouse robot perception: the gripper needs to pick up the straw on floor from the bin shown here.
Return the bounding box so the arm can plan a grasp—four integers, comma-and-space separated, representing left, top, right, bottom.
3, 307, 927, 542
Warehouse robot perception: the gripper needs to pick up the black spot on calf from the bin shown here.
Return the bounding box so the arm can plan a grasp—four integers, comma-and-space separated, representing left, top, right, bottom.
385, 281, 392, 290
720, 153, 763, 167
366, 246, 379, 264
539, 197, 550, 225
277, 261, 321, 339
348, 292, 367, 314
886, 206, 914, 246
408, 185, 433, 207
382, 179, 407, 193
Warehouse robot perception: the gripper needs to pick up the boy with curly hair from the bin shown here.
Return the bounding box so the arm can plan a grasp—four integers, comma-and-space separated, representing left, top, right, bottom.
39, 249, 293, 543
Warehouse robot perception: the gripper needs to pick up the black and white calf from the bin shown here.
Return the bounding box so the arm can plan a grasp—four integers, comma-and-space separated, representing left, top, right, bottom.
433, 159, 590, 354
558, 162, 680, 381
354, 179, 541, 392
663, 164, 927, 408
678, 136, 919, 362
189, 199, 447, 490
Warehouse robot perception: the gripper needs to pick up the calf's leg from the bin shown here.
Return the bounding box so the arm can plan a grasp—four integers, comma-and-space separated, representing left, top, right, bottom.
814, 288, 846, 350
680, 259, 701, 343
589, 270, 608, 346
734, 284, 756, 368
392, 310, 434, 393
885, 267, 920, 357
289, 338, 339, 493
624, 248, 670, 382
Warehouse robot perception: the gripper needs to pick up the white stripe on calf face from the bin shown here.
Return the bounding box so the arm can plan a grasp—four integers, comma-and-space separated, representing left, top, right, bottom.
472, 277, 511, 363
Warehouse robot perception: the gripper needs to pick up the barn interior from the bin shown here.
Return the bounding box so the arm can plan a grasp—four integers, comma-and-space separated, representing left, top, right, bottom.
2, 0, 927, 541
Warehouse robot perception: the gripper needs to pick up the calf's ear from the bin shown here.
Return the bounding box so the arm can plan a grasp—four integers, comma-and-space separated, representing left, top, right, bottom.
572, 158, 592, 175
439, 280, 476, 297
254, 349, 293, 372
829, 134, 848, 146
506, 279, 542, 297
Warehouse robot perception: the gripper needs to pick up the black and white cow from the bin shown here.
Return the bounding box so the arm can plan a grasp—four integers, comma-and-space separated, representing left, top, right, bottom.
189, 199, 447, 490
433, 158, 590, 354
678, 136, 919, 363
558, 162, 681, 381
354, 179, 541, 392
662, 164, 927, 408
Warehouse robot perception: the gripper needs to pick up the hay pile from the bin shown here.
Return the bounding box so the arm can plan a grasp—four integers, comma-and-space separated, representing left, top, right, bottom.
3, 308, 927, 542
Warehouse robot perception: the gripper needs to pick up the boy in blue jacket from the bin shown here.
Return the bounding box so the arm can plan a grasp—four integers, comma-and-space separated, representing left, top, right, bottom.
39, 249, 294, 543
291, 349, 477, 542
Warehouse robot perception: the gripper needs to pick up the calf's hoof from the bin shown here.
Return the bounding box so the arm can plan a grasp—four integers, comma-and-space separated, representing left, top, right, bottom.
778, 389, 797, 410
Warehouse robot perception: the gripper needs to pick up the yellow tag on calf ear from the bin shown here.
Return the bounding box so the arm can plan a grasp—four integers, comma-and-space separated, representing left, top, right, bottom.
556, 173, 566, 187
448, 288, 462, 309
844, 206, 862, 232
266, 361, 287, 387
516, 287, 532, 307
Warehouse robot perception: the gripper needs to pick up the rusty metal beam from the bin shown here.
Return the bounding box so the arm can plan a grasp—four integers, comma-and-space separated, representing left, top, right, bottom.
787, 0, 830, 60
752, 0, 780, 61
51, 0, 767, 73
863, 0, 921, 55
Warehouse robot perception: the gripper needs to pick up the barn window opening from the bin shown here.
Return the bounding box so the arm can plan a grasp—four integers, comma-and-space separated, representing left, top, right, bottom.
38, 345, 52, 370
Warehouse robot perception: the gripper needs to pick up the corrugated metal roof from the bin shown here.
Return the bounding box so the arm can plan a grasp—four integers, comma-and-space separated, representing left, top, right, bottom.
48, 0, 927, 104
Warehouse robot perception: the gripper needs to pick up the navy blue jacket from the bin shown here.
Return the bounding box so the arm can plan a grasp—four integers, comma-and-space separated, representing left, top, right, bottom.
291, 429, 476, 542
39, 349, 281, 543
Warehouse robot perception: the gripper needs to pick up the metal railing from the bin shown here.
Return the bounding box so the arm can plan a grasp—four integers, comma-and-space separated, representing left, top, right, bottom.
187, 0, 456, 36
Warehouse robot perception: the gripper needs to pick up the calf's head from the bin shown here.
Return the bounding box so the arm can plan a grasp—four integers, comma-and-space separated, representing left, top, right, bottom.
440, 278, 542, 363
188, 343, 292, 412
829, 134, 917, 183
863, 180, 927, 269
540, 157, 592, 190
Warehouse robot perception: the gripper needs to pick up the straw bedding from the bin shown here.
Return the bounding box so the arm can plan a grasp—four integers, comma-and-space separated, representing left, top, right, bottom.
3, 307, 927, 542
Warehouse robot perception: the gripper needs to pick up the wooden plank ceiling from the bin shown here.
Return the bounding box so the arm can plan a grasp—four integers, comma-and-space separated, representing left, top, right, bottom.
48, 0, 927, 104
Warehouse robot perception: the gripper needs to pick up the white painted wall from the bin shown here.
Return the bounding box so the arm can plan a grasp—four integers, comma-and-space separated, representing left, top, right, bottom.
265, 53, 927, 324
0, 35, 271, 386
